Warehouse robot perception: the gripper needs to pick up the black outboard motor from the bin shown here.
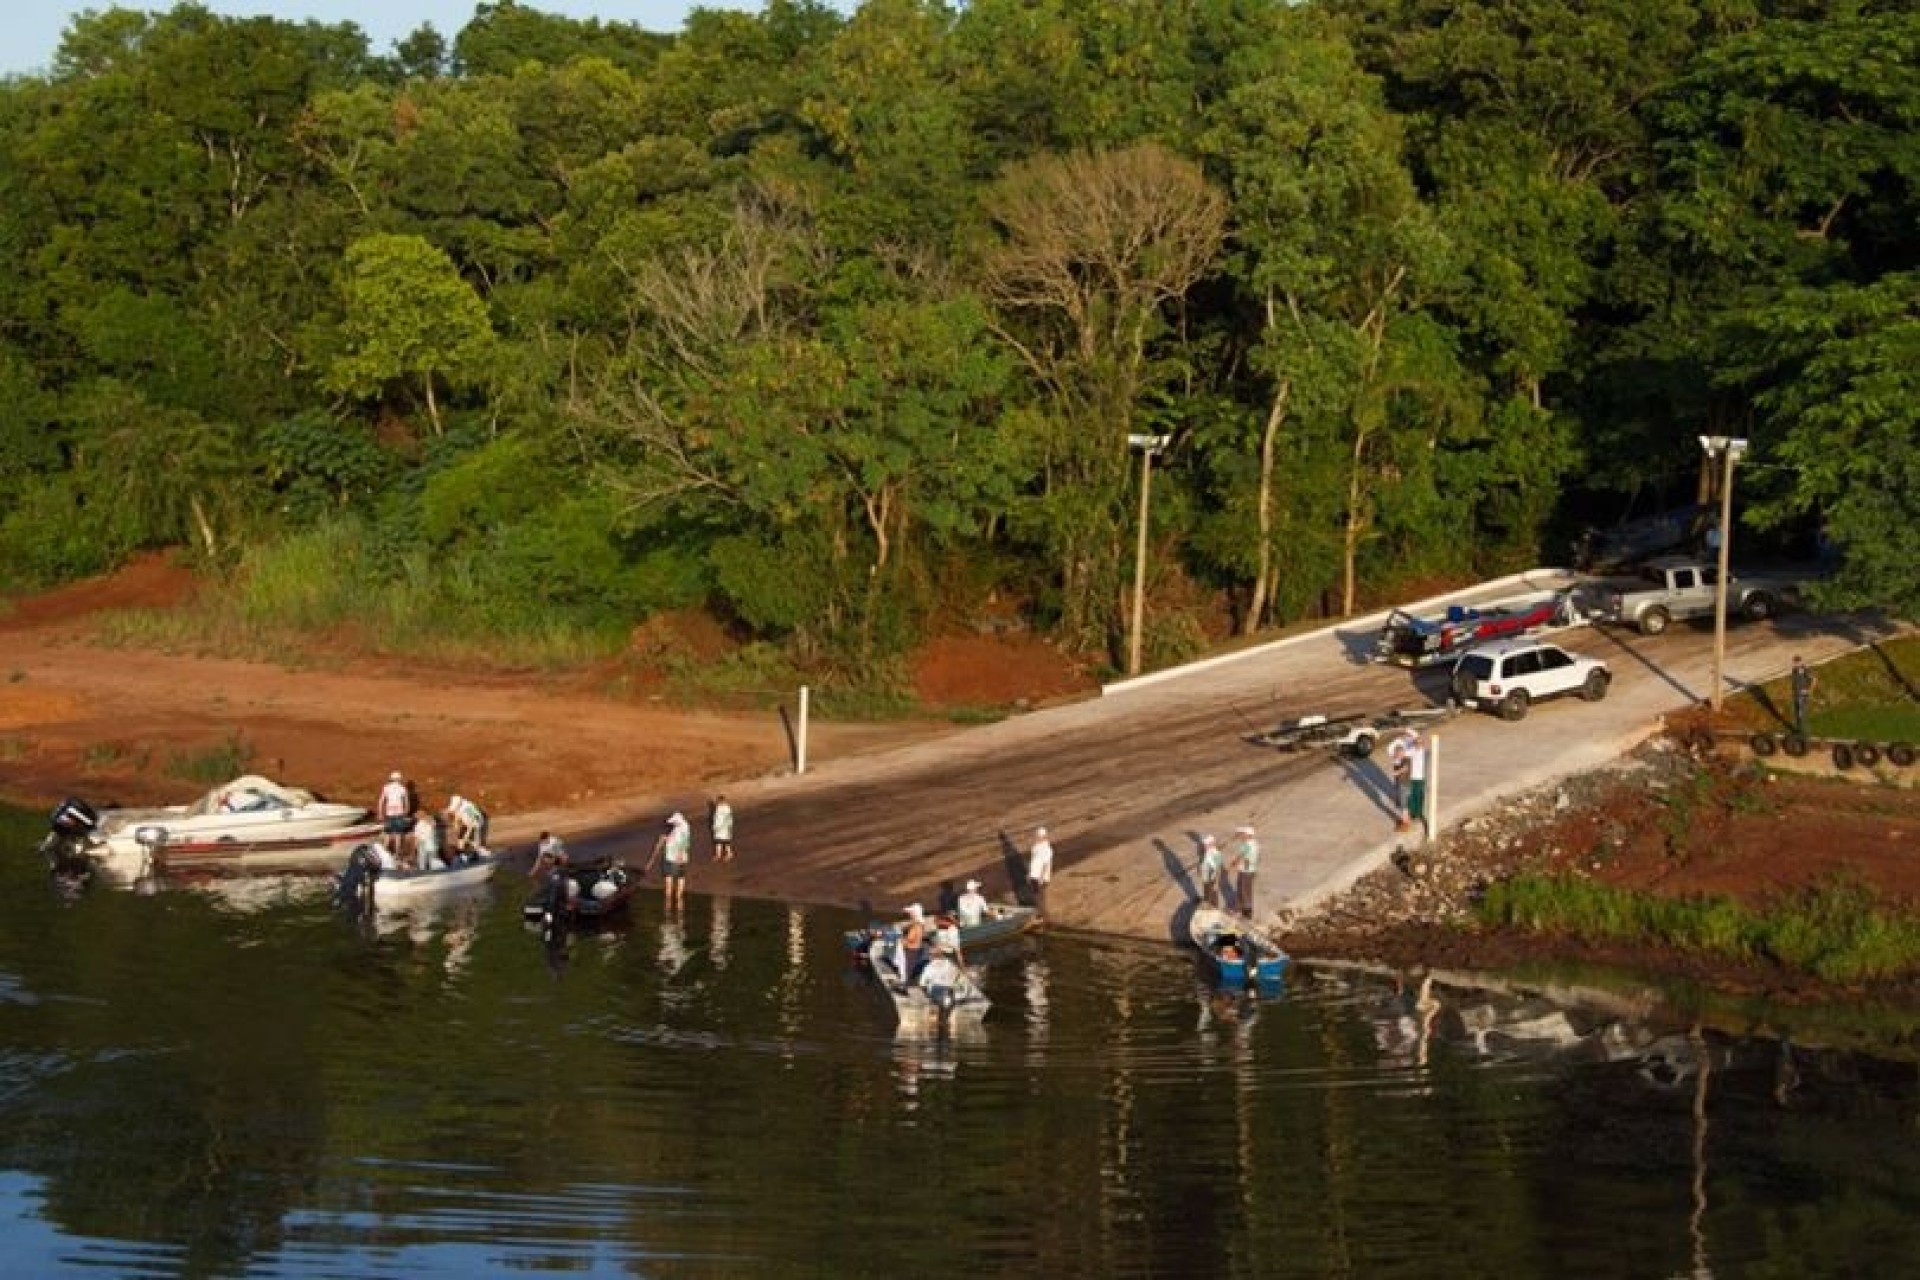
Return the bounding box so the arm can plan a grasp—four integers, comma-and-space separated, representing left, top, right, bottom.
333, 842, 383, 914
42, 797, 102, 881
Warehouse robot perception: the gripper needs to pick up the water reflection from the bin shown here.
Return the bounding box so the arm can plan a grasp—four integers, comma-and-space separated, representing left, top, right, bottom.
3, 801, 1919, 1277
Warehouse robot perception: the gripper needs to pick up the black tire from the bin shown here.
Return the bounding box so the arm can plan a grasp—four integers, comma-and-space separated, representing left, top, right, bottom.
1750, 732, 1778, 757
1639, 607, 1670, 636
1888, 742, 1917, 768
1742, 591, 1776, 622
1853, 743, 1881, 768
1831, 743, 1855, 770
1783, 734, 1809, 758
1351, 732, 1377, 758
1500, 689, 1531, 722
1581, 669, 1611, 702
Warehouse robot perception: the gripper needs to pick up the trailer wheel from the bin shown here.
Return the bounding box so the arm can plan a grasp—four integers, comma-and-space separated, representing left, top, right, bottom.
1783, 734, 1809, 757
1750, 732, 1778, 757
1500, 689, 1531, 722
1639, 607, 1670, 636
1581, 670, 1611, 702
1350, 732, 1377, 758
1831, 743, 1855, 770
1853, 743, 1881, 768
1742, 591, 1776, 622
1888, 742, 1917, 768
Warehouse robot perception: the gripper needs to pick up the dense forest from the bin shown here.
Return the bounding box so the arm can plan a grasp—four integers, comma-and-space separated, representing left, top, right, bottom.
0, 0, 1912, 685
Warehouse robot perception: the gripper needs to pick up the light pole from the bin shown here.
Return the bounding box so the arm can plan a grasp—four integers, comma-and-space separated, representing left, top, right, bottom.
1698, 435, 1749, 711
1126, 433, 1171, 677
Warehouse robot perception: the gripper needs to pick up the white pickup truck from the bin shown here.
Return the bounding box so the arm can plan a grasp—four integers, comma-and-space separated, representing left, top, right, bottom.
1593, 556, 1799, 636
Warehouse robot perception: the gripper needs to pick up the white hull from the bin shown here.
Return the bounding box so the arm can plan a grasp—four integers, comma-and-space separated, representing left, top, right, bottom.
69, 776, 371, 886
367, 853, 498, 905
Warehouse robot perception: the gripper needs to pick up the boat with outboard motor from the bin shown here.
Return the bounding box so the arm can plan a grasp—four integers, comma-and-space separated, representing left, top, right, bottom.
522, 854, 637, 944
844, 901, 1037, 962
334, 842, 498, 913
865, 936, 990, 1026
41, 777, 375, 886
1189, 905, 1289, 990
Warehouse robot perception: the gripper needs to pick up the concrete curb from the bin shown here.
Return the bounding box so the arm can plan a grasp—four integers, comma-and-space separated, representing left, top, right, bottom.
1101, 567, 1575, 697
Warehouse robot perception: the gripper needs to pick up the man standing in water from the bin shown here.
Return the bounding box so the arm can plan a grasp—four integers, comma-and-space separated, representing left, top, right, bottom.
645, 811, 692, 910
710, 794, 735, 862
1026, 826, 1054, 918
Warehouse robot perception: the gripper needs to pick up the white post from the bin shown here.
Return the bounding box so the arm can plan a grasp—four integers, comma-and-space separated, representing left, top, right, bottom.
1424, 734, 1439, 843
796, 685, 810, 775
1128, 444, 1154, 677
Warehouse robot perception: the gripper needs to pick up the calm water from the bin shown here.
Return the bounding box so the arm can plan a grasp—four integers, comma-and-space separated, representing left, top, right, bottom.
1, 804, 1916, 1279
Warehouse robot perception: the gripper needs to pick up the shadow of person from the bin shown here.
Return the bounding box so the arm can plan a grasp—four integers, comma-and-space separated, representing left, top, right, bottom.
936, 879, 960, 915
1154, 837, 1203, 944
1338, 755, 1401, 821
997, 831, 1029, 905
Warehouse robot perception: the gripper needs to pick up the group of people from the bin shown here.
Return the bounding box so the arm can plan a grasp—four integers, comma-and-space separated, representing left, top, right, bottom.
640, 795, 736, 910
1196, 825, 1263, 915
373, 771, 488, 872
890, 901, 970, 1003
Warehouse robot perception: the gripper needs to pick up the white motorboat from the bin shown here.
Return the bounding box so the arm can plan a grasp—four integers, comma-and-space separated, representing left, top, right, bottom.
333, 842, 498, 913
41, 776, 374, 886
865, 937, 990, 1027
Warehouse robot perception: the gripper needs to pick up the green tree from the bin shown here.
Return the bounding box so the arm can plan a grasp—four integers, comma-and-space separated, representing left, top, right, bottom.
323, 234, 498, 436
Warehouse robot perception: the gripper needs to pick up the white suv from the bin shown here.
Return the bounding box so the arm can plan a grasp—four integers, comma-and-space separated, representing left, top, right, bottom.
1450, 639, 1610, 721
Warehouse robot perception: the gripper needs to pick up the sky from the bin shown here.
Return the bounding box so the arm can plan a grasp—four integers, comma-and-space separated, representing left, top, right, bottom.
1, 2, 775, 78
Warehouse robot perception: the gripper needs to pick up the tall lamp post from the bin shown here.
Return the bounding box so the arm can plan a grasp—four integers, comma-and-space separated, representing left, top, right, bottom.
1698, 435, 1749, 711
1126, 433, 1171, 677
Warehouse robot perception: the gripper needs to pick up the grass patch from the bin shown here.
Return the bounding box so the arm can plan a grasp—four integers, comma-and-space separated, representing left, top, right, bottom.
165, 730, 254, 786
1743, 636, 1920, 742
0, 736, 24, 761
82, 741, 149, 770
1478, 871, 1920, 984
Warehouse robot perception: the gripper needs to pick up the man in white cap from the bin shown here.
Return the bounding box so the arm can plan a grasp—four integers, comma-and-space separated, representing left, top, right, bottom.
645, 811, 693, 909
375, 770, 413, 861
1229, 824, 1260, 916
1197, 833, 1223, 907
956, 878, 988, 928
1386, 728, 1418, 832
1026, 826, 1054, 917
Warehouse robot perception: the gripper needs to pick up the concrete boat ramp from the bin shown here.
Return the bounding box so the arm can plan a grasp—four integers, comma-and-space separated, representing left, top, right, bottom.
527, 571, 1896, 946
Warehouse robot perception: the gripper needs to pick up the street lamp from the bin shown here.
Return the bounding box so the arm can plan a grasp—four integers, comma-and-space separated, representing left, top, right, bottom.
1698, 435, 1749, 711
1126, 432, 1171, 677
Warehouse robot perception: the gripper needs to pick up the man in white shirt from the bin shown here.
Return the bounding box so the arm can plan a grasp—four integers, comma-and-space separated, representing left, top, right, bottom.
956, 878, 988, 928
1027, 826, 1054, 917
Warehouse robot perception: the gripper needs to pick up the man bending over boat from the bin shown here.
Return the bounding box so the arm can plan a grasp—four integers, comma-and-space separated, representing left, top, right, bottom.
444, 794, 488, 859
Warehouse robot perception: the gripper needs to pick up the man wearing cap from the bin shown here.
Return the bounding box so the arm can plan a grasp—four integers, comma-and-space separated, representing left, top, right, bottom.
645, 811, 693, 909
956, 878, 988, 928
1026, 826, 1054, 917
375, 770, 413, 861
444, 793, 488, 859
1229, 825, 1261, 916
1197, 833, 1224, 907
1386, 729, 1417, 832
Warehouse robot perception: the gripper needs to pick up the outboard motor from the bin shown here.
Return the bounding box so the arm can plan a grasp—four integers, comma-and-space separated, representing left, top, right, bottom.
42, 797, 101, 882
333, 842, 383, 914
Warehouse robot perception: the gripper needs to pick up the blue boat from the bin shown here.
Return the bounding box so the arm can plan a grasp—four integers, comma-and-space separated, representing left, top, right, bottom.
1189, 906, 1288, 989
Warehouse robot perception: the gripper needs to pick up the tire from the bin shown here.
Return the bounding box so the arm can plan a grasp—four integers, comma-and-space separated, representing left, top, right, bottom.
1581, 670, 1611, 702
1639, 607, 1670, 636
1783, 734, 1809, 757
1350, 732, 1377, 759
1854, 743, 1881, 768
1742, 591, 1776, 622
1500, 689, 1531, 722
1750, 732, 1778, 757
1831, 743, 1855, 770
1888, 742, 1917, 768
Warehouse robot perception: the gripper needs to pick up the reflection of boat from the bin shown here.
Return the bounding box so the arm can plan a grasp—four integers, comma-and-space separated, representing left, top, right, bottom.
333, 843, 499, 913
1189, 906, 1288, 990
865, 938, 989, 1027
40, 778, 374, 886
845, 903, 1038, 960
522, 858, 637, 943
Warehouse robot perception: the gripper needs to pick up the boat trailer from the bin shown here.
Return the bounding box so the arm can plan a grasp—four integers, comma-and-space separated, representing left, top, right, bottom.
1248, 706, 1456, 758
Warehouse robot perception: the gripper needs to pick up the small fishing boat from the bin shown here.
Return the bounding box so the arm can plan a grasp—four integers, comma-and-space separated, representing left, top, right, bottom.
41, 778, 374, 886
522, 857, 637, 944
865, 937, 990, 1026
334, 843, 498, 913
1189, 906, 1289, 990
845, 902, 1038, 961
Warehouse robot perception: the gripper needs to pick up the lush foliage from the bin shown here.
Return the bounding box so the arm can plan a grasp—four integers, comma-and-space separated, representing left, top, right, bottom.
0, 0, 1911, 678
1479, 872, 1920, 983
